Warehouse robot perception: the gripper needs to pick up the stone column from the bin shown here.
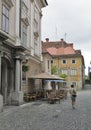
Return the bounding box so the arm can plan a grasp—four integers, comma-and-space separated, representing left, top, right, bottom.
8, 67, 14, 105
11, 57, 23, 105
0, 49, 3, 112
15, 58, 21, 91
0, 42, 2, 93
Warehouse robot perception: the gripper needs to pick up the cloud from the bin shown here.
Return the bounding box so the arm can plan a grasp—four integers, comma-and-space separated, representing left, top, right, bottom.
42, 0, 91, 75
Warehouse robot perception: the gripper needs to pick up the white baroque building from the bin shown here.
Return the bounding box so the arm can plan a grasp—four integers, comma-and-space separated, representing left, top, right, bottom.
0, 0, 48, 111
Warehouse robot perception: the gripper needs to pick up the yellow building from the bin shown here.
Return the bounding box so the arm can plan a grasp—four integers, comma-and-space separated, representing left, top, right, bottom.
42, 38, 85, 90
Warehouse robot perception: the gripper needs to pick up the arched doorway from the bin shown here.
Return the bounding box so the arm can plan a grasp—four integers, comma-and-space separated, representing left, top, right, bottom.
1, 57, 13, 105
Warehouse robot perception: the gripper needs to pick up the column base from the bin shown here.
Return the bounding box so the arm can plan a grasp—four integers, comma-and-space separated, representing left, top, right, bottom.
11, 91, 23, 106
0, 94, 3, 112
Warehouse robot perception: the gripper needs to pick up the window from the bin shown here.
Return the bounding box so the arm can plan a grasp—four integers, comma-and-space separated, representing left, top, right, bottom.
62, 59, 66, 64
48, 60, 49, 69
34, 41, 38, 54
34, 19, 39, 37
34, 36, 39, 55
72, 59, 76, 64
22, 24, 27, 46
61, 69, 68, 75
71, 82, 76, 87
51, 60, 53, 64
34, 20, 38, 30
2, 5, 9, 33
34, 6, 39, 36
22, 72, 27, 84
34, 6, 38, 21
71, 69, 77, 75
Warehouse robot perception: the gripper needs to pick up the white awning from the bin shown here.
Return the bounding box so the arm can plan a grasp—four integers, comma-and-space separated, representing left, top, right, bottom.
45, 80, 65, 82
29, 72, 64, 80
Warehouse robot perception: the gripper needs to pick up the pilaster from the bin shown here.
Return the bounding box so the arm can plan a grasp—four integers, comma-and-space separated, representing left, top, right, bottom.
15, 0, 21, 45
15, 0, 20, 38
0, 43, 3, 112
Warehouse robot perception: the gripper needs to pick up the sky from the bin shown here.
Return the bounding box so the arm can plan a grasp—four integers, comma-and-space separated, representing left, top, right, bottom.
41, 0, 91, 75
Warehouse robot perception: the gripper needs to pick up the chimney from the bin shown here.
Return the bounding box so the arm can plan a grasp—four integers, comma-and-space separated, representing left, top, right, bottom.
61, 38, 64, 41
45, 38, 49, 42
61, 38, 64, 47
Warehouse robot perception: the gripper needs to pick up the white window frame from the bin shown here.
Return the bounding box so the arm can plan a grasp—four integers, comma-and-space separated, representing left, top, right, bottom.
71, 82, 76, 87
62, 59, 67, 64
2, 4, 9, 33
34, 6, 38, 21
72, 59, 76, 64
61, 69, 68, 75
34, 36, 38, 54
71, 69, 77, 75
21, 24, 27, 46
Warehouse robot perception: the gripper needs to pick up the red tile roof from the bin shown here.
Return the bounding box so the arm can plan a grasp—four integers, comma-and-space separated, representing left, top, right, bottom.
42, 39, 81, 56
46, 47, 75, 55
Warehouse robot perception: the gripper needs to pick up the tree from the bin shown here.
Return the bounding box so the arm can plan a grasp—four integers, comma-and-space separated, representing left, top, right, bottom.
60, 74, 67, 79
51, 65, 57, 74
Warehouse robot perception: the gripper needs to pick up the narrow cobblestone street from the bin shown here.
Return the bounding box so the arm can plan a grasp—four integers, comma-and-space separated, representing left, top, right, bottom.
0, 85, 91, 130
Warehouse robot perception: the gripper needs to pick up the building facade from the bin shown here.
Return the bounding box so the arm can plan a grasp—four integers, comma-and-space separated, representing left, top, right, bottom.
0, 0, 47, 111
42, 38, 85, 90
42, 42, 52, 74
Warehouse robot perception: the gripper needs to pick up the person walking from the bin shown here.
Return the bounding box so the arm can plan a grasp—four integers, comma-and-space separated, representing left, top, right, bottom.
69, 84, 77, 109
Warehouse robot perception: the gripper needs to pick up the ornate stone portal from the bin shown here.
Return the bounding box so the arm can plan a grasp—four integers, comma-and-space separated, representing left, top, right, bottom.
0, 41, 26, 111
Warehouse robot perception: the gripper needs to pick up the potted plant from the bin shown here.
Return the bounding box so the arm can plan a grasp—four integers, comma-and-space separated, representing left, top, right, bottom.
22, 64, 29, 72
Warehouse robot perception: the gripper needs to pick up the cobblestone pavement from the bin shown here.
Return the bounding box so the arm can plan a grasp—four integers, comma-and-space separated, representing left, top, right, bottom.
0, 86, 91, 130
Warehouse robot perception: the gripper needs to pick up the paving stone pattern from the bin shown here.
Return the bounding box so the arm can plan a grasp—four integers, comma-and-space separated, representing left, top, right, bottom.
0, 86, 91, 130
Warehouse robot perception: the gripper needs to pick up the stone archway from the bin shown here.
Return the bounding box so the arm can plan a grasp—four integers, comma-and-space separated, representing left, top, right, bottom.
1, 57, 13, 105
